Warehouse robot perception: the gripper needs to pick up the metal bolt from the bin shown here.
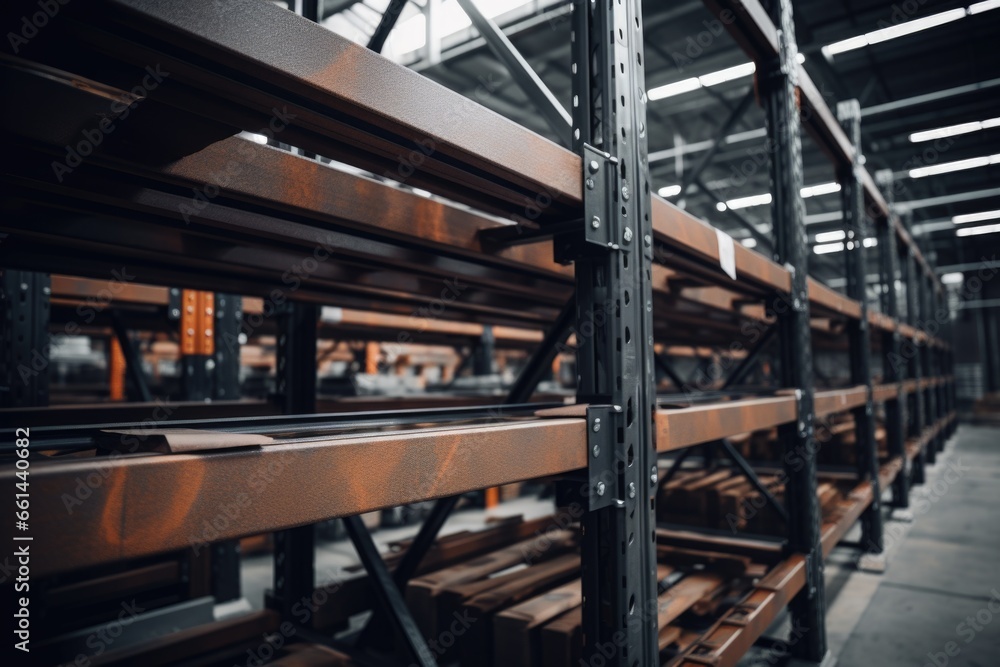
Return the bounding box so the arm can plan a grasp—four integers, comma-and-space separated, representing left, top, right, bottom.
621, 184, 630, 201
643, 234, 651, 247
187, 328, 195, 336
623, 227, 633, 243
170, 308, 180, 318
586, 178, 595, 190
19, 283, 28, 291
588, 160, 600, 174
592, 418, 601, 432
591, 216, 601, 229
592, 444, 601, 457
42, 286, 51, 296
596, 482, 606, 496
651, 472, 658, 485
628, 482, 636, 499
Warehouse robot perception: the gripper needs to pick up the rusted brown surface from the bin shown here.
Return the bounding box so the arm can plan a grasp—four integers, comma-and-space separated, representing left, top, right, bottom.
50, 275, 170, 305
700, 0, 941, 293
872, 383, 900, 403
656, 396, 797, 452
91, 0, 582, 208
6, 418, 587, 576
814, 385, 868, 417
651, 196, 791, 294
807, 278, 862, 320
673, 555, 807, 667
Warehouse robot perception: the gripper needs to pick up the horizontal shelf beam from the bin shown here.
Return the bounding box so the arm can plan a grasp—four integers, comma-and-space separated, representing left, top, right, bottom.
656, 396, 797, 451
2, 418, 586, 576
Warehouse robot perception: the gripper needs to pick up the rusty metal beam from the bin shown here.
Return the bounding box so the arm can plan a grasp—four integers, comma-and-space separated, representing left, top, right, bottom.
814, 386, 868, 418
2, 418, 586, 576
674, 555, 807, 667
655, 396, 797, 452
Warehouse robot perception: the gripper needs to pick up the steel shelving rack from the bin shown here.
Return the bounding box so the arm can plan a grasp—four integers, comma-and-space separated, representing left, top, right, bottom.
0, 0, 956, 665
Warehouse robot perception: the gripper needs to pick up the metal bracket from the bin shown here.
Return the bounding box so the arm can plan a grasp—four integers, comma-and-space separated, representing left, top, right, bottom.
582, 144, 627, 252
586, 404, 621, 511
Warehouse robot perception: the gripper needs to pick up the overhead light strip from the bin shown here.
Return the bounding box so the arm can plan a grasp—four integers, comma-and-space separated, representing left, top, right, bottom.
823, 3, 999, 58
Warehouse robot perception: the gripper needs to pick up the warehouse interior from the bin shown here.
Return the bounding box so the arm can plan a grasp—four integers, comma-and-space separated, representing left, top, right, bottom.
1, 0, 999, 665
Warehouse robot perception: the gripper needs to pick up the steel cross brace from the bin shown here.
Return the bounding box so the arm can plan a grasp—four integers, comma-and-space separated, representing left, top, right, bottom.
355, 494, 460, 650
456, 0, 571, 143
110, 309, 154, 403
343, 515, 438, 667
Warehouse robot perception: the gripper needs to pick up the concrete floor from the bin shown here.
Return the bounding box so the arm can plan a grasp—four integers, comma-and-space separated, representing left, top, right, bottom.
239, 426, 1000, 666
832, 425, 1000, 667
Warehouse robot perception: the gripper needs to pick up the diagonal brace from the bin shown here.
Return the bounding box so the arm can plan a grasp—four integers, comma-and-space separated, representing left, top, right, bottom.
456, 0, 571, 142
343, 515, 438, 667
720, 439, 788, 524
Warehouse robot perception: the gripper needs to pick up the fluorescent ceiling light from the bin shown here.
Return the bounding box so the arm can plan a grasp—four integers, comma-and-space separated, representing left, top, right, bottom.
957, 222, 1000, 236
720, 182, 842, 210
801, 182, 841, 198
658, 184, 682, 197
648, 77, 701, 100
814, 242, 845, 255
815, 230, 846, 243
909, 116, 1000, 142
969, 0, 1000, 14
741, 238, 757, 248
941, 272, 965, 284
953, 209, 1000, 224
908, 153, 1000, 178
649, 54, 804, 101
699, 62, 756, 87
823, 7, 970, 57
726, 193, 772, 210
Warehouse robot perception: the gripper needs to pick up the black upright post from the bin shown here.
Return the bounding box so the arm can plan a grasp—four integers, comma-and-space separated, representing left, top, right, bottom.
213, 293, 242, 401
917, 277, 937, 465
904, 253, 926, 485
875, 172, 908, 511
838, 100, 883, 564
569, 0, 658, 663
759, 0, 827, 660
212, 293, 243, 603
1, 271, 50, 408
270, 302, 318, 623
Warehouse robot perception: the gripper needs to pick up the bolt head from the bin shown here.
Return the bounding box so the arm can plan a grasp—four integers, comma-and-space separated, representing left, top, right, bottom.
591, 216, 601, 229
628, 482, 636, 499
592, 444, 601, 457
586, 178, 595, 190
644, 234, 651, 247
592, 418, 601, 432
621, 184, 630, 201
596, 482, 606, 496
623, 227, 633, 243
588, 159, 600, 174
